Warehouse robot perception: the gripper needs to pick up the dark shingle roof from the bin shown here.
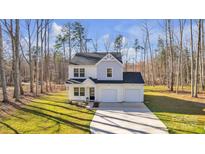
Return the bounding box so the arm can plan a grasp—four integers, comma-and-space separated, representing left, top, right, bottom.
123, 72, 144, 83
66, 72, 144, 84
69, 52, 122, 65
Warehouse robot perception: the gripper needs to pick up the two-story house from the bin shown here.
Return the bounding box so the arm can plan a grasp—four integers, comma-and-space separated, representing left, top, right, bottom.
66, 52, 144, 103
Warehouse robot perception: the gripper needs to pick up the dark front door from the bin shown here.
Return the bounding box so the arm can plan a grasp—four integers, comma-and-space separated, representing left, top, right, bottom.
89, 87, 95, 101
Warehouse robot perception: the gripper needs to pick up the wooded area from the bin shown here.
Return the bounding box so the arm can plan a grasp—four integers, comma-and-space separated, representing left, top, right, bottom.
0, 19, 204, 104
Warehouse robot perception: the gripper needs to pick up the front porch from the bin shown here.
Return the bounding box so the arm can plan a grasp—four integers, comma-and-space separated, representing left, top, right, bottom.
67, 77, 97, 103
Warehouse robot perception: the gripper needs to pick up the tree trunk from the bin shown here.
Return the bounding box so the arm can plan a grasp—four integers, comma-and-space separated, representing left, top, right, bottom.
27, 20, 34, 93
194, 19, 202, 97
148, 38, 155, 85
0, 23, 9, 103
35, 20, 39, 96
201, 20, 205, 91
190, 19, 195, 97
44, 21, 48, 92
176, 20, 185, 93
168, 20, 174, 91
14, 19, 20, 101
19, 57, 24, 95
40, 20, 44, 93
165, 20, 170, 88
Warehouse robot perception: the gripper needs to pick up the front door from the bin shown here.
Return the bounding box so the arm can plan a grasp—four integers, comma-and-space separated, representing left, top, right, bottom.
89, 87, 95, 101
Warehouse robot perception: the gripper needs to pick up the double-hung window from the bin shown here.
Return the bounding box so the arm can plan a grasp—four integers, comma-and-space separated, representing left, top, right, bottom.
73, 87, 85, 96
80, 68, 85, 77
80, 87, 85, 96
73, 68, 85, 77
74, 87, 79, 96
74, 68, 79, 77
107, 68, 112, 77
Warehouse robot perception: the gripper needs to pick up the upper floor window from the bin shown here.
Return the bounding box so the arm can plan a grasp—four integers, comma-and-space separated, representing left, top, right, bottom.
80, 68, 85, 77
74, 68, 85, 77
107, 68, 112, 77
74, 68, 79, 77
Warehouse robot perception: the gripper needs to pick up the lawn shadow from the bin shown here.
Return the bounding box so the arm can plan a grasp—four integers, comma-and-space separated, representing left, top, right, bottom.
21, 103, 92, 122
145, 94, 205, 115
8, 102, 91, 133
0, 121, 19, 134
30, 100, 94, 115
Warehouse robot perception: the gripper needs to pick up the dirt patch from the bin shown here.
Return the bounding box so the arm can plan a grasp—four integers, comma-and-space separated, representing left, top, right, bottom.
0, 83, 66, 118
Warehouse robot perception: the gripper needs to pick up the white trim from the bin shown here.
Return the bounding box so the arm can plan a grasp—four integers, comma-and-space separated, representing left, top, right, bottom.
95, 53, 123, 66
82, 78, 96, 85
73, 67, 85, 78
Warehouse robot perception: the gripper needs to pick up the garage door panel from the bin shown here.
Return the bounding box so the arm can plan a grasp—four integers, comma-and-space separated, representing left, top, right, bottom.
101, 89, 117, 102
124, 89, 142, 102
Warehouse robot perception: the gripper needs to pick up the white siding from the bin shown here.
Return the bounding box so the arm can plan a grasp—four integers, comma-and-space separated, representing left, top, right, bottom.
68, 65, 97, 79
68, 83, 144, 103
96, 61, 123, 80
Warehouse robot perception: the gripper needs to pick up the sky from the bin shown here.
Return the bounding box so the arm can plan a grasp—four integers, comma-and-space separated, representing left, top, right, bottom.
50, 19, 168, 61
3, 19, 196, 62
52, 19, 164, 50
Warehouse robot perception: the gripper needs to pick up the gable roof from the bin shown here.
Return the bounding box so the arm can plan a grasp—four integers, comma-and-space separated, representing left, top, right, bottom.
66, 72, 144, 84
69, 52, 122, 65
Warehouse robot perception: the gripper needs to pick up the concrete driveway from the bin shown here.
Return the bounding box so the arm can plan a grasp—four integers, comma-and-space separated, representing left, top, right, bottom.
90, 103, 168, 134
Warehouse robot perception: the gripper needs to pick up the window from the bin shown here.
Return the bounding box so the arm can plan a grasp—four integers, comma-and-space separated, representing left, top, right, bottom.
74, 87, 79, 96
74, 68, 85, 77
74, 87, 85, 96
80, 87, 85, 96
80, 68, 85, 77
74, 68, 79, 77
107, 68, 112, 77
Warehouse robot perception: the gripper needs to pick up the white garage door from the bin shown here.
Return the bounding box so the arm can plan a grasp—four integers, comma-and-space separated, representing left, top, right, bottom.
101, 89, 117, 102
124, 89, 142, 102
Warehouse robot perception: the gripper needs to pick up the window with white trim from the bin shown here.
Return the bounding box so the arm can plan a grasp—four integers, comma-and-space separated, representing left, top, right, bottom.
73, 68, 85, 77
74, 68, 79, 77
80, 68, 85, 77
80, 87, 85, 96
74, 87, 79, 96
73, 87, 85, 96
107, 68, 112, 77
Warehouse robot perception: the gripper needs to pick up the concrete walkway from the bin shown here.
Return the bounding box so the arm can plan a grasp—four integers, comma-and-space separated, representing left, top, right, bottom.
90, 103, 168, 134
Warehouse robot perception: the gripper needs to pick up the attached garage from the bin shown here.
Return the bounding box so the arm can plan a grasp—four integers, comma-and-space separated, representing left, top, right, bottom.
124, 89, 143, 102
100, 89, 118, 102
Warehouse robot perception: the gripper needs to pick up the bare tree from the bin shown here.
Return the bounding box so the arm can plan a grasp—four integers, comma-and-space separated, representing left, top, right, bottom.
0, 22, 8, 103
190, 20, 195, 97
200, 20, 204, 91
103, 35, 111, 52
194, 19, 202, 97
92, 38, 98, 52
168, 19, 174, 91
142, 23, 155, 85
40, 20, 44, 93
25, 20, 34, 93
35, 20, 39, 96
176, 19, 186, 94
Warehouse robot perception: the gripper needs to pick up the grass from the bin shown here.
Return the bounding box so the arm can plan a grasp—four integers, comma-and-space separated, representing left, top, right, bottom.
0, 91, 95, 134
144, 86, 205, 134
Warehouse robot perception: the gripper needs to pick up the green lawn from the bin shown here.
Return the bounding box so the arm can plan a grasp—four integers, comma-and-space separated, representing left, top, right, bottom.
144, 86, 205, 134
0, 91, 95, 134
